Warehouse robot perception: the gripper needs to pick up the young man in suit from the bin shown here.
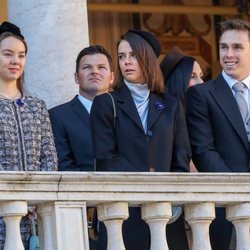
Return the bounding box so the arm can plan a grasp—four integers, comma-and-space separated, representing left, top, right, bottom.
49, 45, 114, 171
49, 45, 114, 250
186, 19, 250, 250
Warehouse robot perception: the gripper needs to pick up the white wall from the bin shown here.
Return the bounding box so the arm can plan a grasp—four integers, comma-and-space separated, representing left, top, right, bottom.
8, 0, 89, 108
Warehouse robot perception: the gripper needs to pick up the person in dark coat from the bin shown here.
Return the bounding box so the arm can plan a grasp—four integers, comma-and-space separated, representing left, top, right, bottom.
160, 46, 203, 107
90, 29, 191, 250
49, 45, 114, 250
160, 46, 204, 248
186, 19, 250, 250
49, 45, 114, 171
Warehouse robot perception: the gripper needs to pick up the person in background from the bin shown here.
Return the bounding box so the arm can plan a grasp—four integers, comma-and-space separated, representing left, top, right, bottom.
90, 29, 191, 250
186, 18, 250, 250
0, 21, 57, 249
49, 45, 114, 250
49, 45, 114, 171
160, 46, 204, 107
161, 46, 204, 171
160, 46, 204, 248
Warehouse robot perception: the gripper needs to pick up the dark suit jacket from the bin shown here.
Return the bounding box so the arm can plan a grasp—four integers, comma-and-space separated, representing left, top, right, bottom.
49, 96, 94, 171
90, 82, 191, 172
186, 73, 250, 173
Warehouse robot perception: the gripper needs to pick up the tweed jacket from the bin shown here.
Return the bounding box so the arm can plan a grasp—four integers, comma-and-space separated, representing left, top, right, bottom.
0, 95, 58, 248
0, 95, 58, 171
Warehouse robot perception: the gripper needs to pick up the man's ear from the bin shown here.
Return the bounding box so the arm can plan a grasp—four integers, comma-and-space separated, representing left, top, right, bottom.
74, 73, 79, 84
110, 71, 115, 85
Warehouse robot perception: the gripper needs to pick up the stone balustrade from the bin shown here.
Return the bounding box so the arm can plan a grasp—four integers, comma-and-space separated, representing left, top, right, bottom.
0, 171, 250, 250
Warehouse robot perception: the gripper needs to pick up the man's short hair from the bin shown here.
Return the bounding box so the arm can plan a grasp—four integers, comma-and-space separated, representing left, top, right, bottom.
219, 19, 250, 40
75, 45, 112, 73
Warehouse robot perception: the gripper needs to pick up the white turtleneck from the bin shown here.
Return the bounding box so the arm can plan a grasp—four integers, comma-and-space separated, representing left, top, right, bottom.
124, 80, 150, 133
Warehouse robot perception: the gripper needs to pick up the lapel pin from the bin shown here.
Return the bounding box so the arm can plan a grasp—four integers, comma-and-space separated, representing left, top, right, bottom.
155, 101, 164, 110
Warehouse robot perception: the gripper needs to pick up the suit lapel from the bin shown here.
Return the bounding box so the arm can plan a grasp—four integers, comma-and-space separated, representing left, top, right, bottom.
71, 96, 90, 128
147, 92, 165, 129
115, 84, 144, 131
209, 74, 249, 148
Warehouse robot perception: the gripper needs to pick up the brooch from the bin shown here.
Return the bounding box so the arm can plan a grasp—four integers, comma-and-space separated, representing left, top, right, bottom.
16, 99, 24, 106
155, 101, 164, 110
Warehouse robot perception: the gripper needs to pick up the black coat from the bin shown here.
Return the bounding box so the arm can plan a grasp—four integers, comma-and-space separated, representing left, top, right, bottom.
90, 82, 190, 250
186, 73, 249, 250
186, 73, 250, 173
90, 83, 191, 173
49, 96, 94, 171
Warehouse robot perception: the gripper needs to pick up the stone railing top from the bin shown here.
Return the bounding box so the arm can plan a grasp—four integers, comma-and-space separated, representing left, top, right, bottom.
0, 171, 250, 206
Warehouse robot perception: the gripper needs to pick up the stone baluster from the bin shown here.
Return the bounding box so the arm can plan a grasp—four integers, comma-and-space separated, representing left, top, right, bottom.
0, 201, 28, 250
97, 202, 129, 250
227, 203, 250, 250
184, 202, 215, 250
37, 203, 55, 250
141, 202, 172, 250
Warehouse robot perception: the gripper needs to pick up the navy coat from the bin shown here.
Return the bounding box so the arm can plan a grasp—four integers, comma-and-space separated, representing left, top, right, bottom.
90, 83, 191, 173
90, 82, 190, 250
186, 73, 250, 173
186, 73, 250, 250
49, 96, 94, 171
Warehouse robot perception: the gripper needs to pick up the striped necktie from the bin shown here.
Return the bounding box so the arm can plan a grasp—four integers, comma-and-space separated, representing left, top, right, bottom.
232, 82, 250, 141
232, 82, 248, 122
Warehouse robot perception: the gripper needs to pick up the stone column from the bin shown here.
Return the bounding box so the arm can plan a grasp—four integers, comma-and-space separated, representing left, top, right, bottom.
97, 202, 129, 250
7, 0, 89, 108
227, 203, 250, 250
184, 202, 215, 250
141, 202, 172, 250
0, 201, 28, 250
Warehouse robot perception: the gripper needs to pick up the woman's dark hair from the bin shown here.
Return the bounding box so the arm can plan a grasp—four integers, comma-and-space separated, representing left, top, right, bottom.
164, 56, 195, 106
115, 31, 164, 94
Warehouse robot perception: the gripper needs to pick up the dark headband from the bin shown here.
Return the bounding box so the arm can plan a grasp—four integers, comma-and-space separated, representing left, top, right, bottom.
128, 29, 161, 57
0, 21, 24, 40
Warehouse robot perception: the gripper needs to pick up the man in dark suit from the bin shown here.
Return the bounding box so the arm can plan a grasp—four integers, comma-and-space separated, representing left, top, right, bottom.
49, 45, 114, 171
186, 19, 250, 250
49, 45, 114, 250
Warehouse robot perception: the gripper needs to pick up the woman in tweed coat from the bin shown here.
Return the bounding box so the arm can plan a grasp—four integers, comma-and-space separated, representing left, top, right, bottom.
0, 21, 57, 249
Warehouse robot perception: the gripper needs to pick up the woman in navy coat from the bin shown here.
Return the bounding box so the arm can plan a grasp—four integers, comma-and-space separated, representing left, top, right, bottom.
90, 29, 191, 250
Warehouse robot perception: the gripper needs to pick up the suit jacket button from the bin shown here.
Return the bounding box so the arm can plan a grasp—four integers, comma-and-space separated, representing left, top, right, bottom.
149, 167, 155, 172
147, 130, 153, 136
